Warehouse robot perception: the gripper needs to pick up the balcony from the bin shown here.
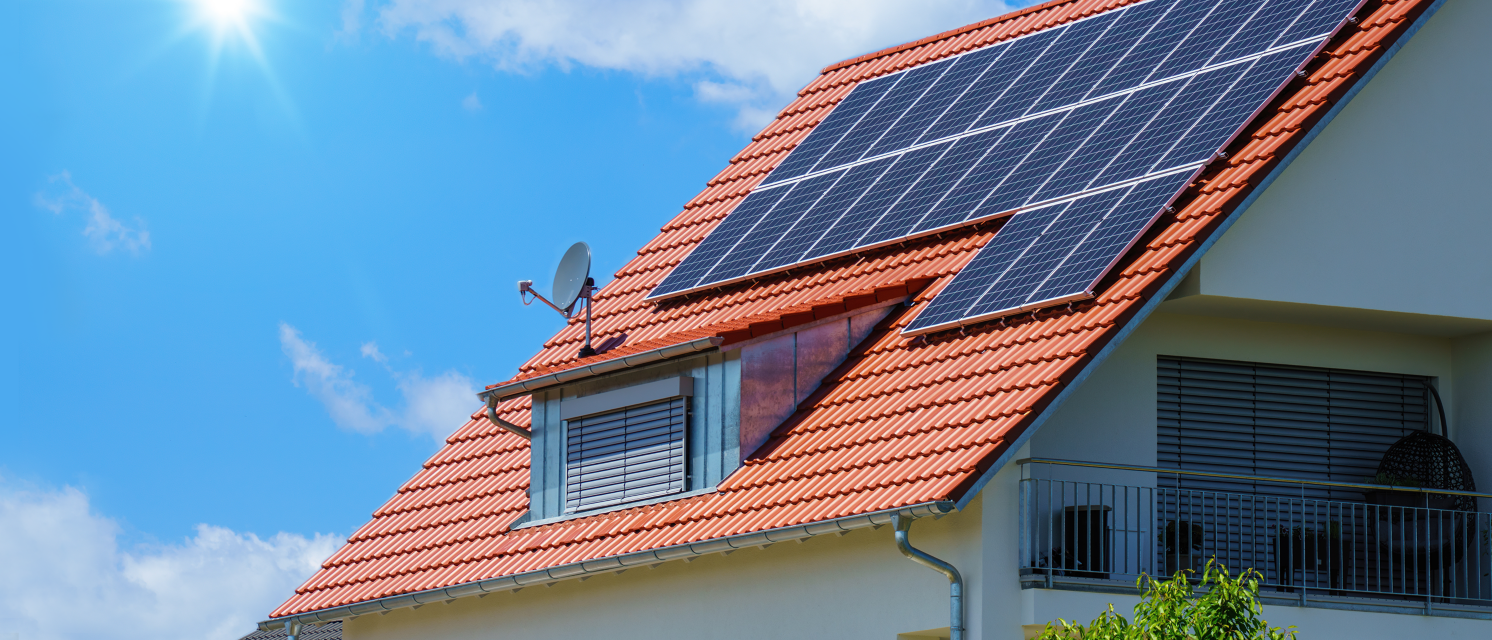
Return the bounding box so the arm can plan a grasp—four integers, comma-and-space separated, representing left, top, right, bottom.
1018, 459, 1492, 619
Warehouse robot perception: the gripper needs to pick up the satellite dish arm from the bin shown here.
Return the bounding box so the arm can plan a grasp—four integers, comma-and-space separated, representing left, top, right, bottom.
519, 280, 575, 318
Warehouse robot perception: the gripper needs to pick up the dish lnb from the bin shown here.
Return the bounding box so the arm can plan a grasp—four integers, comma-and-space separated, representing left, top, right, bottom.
519, 241, 598, 358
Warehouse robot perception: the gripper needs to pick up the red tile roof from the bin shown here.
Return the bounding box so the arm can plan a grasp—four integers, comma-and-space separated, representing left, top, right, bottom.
271, 0, 1434, 618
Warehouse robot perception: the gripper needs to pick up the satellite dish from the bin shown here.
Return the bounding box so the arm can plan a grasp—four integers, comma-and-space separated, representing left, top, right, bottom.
552, 242, 591, 314
518, 240, 599, 358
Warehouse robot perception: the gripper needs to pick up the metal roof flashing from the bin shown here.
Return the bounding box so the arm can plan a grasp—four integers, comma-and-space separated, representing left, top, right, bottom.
479, 337, 724, 401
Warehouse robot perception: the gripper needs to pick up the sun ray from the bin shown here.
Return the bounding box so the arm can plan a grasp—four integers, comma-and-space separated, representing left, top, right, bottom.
172, 0, 303, 134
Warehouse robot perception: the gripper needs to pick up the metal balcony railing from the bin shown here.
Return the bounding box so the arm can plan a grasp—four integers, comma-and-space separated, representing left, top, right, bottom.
1018, 458, 1492, 616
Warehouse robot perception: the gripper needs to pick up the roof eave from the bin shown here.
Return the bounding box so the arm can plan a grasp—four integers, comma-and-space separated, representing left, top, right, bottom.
260, 500, 955, 631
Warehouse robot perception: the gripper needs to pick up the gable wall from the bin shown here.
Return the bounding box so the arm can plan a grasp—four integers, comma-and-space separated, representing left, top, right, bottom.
1190, 0, 1492, 322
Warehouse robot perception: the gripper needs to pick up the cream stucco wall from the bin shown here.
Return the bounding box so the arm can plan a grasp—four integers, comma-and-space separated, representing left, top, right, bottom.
1453, 331, 1492, 512
346, 498, 986, 640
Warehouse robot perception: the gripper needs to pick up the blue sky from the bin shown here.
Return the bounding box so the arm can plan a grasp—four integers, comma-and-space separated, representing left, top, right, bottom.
2, 1, 1027, 638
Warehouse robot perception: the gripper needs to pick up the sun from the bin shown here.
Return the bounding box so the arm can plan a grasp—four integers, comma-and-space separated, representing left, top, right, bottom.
200, 0, 252, 23
179, 0, 290, 121
187, 0, 262, 39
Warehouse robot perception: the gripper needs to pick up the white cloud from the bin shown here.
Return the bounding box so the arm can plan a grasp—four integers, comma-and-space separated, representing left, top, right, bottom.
461, 91, 484, 111
354, 0, 1022, 130
396, 370, 478, 436
0, 482, 339, 640
360, 340, 388, 363
280, 323, 392, 434
34, 171, 152, 255
281, 324, 477, 439
339, 0, 367, 37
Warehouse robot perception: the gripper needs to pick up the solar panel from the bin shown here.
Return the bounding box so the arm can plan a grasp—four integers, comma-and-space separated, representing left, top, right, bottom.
906, 171, 1195, 332
650, 0, 1363, 318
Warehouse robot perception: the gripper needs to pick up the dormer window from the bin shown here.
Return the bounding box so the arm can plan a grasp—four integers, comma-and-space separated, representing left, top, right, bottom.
503, 302, 898, 525
563, 379, 692, 513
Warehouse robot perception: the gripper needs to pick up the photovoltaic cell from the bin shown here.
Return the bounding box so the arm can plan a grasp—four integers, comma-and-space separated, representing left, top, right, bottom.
1278, 0, 1364, 45
761, 75, 897, 185
1026, 172, 1196, 302
972, 188, 1133, 313
972, 98, 1122, 218
1091, 64, 1244, 186
918, 29, 1061, 144
811, 142, 951, 256
913, 116, 1056, 233
859, 128, 1004, 246
1147, 0, 1261, 81
1032, 0, 1167, 113
906, 171, 1192, 333
814, 59, 952, 171
1159, 43, 1315, 167
865, 45, 1005, 159
754, 157, 895, 273
1089, 0, 1215, 98
648, 187, 789, 297
653, 0, 1362, 314
1211, 0, 1315, 63
1030, 82, 1182, 203
907, 201, 1073, 331
975, 13, 1121, 130
706, 171, 841, 282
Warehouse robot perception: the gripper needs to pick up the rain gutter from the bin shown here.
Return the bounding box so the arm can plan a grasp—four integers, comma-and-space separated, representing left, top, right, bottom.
258, 500, 955, 633
952, 0, 1449, 512
484, 394, 532, 440
477, 337, 724, 402
892, 513, 965, 640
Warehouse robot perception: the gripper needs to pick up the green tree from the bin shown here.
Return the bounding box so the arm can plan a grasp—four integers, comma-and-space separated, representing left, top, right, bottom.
1035, 560, 1296, 640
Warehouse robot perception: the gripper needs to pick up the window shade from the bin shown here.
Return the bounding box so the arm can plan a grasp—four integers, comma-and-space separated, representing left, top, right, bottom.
565, 397, 687, 513
1158, 356, 1429, 501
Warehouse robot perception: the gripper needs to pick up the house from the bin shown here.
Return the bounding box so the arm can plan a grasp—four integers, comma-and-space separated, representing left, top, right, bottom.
260, 0, 1492, 638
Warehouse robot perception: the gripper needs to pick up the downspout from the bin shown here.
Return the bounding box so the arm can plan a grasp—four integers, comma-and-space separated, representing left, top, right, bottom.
485, 394, 532, 440
892, 513, 964, 640
285, 621, 301, 640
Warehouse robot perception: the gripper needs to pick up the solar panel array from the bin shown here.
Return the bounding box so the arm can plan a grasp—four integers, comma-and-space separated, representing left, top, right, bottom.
650, 0, 1364, 333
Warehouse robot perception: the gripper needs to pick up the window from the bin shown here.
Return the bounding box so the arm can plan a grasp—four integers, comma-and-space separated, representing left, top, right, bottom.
1157, 356, 1430, 501
564, 396, 688, 513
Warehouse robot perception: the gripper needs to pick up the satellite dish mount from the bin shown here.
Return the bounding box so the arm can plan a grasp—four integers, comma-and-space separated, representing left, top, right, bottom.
519, 241, 598, 358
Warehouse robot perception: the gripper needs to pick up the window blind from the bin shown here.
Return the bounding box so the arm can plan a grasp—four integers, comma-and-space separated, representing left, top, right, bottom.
565, 397, 687, 513
1158, 356, 1429, 501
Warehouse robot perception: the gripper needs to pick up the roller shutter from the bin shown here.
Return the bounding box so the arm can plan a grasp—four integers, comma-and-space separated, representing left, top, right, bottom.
565, 397, 687, 513
1157, 356, 1429, 501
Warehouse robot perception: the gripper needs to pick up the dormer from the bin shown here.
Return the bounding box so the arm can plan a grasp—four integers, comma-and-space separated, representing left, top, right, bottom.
483, 302, 899, 525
